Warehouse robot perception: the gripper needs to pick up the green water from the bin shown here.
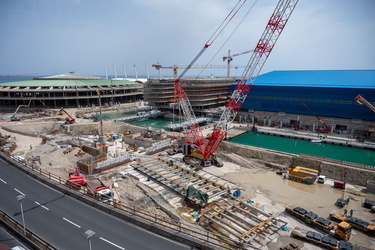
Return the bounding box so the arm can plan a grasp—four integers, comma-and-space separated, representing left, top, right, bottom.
91, 107, 151, 120
128, 117, 181, 129
229, 132, 375, 167
120, 115, 375, 167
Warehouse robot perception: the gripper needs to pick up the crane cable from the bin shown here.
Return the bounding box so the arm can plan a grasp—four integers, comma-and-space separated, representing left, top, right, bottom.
178, 0, 247, 79
197, 0, 258, 77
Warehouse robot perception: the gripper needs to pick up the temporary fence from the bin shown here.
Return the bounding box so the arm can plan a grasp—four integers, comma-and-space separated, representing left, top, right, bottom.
145, 138, 176, 154
96, 153, 131, 170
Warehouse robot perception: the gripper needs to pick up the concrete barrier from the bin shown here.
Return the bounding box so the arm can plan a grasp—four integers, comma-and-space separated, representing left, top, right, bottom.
219, 141, 375, 187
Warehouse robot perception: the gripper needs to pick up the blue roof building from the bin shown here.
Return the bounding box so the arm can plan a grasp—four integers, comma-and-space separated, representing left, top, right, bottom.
234, 70, 375, 121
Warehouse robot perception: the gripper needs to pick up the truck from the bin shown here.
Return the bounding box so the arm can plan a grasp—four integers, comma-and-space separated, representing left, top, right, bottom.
85, 178, 114, 205
288, 166, 319, 184
67, 167, 113, 204
285, 204, 352, 241
291, 227, 373, 250
330, 210, 375, 235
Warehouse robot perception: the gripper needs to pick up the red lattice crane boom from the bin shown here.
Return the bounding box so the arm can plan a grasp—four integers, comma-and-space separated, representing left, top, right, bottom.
175, 0, 299, 167
203, 0, 299, 160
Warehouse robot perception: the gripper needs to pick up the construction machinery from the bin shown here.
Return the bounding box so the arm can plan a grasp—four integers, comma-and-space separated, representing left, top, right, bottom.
302, 103, 331, 133
175, 0, 299, 168
223, 50, 253, 77
291, 227, 373, 250
354, 94, 375, 113
10, 100, 32, 121
67, 167, 113, 204
285, 204, 352, 241
330, 210, 375, 235
151, 64, 244, 78
59, 109, 75, 124
288, 166, 319, 184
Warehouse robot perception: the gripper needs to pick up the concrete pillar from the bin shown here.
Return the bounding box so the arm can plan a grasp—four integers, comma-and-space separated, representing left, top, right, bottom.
280, 121, 283, 128
313, 124, 316, 132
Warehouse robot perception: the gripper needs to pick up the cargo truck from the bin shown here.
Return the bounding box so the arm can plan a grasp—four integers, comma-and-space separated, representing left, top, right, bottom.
288, 166, 319, 184
330, 210, 375, 235
291, 227, 373, 250
285, 204, 352, 241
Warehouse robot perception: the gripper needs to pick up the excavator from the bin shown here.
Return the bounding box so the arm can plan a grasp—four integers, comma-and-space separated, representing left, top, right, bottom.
59, 109, 75, 124
175, 0, 300, 168
10, 100, 32, 121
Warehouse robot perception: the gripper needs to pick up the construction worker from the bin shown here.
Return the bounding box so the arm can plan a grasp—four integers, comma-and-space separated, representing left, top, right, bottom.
349, 209, 353, 217
343, 209, 347, 216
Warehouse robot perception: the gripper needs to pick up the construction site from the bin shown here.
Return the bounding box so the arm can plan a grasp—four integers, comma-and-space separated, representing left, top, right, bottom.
1, 0, 375, 249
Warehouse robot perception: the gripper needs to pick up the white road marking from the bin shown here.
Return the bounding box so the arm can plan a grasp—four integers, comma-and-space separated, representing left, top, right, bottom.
100, 237, 125, 250
14, 188, 25, 196
0, 178, 6, 184
35, 201, 49, 210
63, 217, 81, 228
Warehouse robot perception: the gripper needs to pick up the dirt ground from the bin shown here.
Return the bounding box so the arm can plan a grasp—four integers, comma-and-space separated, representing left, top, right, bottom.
1, 108, 375, 250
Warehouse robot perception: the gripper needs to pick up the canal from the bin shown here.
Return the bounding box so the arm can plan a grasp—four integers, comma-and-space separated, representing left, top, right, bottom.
104, 112, 375, 167
229, 131, 375, 167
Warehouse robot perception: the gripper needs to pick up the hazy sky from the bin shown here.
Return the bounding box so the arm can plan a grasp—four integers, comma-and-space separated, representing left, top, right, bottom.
1, 0, 374, 77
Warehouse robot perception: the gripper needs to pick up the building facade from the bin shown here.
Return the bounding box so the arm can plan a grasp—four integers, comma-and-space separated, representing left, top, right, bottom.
144, 77, 239, 117
236, 70, 375, 136
0, 73, 143, 109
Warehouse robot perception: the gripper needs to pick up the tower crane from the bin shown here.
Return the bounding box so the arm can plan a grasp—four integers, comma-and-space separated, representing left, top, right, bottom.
354, 94, 375, 113
152, 64, 244, 78
176, 0, 300, 167
223, 50, 253, 77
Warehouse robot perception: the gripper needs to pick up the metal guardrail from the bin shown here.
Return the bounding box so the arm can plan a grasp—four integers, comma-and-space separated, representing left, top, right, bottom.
0, 208, 58, 250
0, 152, 247, 249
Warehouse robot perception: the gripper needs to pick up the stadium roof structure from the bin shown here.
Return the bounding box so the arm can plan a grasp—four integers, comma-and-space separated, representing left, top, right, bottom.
248, 70, 375, 89
0, 72, 142, 87
33, 72, 105, 80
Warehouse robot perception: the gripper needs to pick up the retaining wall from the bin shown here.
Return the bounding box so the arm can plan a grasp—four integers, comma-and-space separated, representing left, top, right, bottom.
219, 141, 375, 187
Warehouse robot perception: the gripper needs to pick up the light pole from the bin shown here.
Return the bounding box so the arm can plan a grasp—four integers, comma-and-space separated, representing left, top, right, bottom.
16, 194, 26, 235
84, 230, 95, 250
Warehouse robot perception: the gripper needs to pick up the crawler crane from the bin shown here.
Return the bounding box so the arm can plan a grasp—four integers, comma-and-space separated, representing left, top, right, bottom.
175, 0, 299, 167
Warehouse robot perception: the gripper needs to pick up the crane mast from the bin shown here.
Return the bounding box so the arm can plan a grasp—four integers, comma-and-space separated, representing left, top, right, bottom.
203, 0, 299, 159
223, 50, 253, 77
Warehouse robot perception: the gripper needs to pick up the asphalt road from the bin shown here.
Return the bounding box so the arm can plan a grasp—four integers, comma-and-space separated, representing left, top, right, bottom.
0, 224, 27, 249
0, 159, 191, 250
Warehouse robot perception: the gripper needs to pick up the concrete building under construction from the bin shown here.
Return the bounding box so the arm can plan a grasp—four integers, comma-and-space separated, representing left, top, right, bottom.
0, 72, 143, 109
144, 77, 239, 117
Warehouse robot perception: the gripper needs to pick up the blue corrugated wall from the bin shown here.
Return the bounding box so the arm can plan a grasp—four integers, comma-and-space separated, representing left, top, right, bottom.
234, 85, 375, 121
